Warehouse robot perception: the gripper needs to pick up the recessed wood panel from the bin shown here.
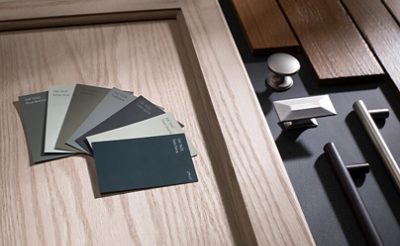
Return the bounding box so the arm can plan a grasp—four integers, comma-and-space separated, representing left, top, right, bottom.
340, 0, 400, 92
230, 0, 298, 53
278, 0, 384, 82
0, 20, 237, 246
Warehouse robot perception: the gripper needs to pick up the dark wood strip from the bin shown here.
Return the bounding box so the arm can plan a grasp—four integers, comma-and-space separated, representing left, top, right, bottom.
230, 0, 298, 53
278, 0, 384, 82
340, 0, 400, 92
382, 0, 400, 24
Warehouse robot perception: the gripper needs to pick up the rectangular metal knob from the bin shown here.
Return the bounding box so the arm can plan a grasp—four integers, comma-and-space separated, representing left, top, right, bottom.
273, 95, 337, 129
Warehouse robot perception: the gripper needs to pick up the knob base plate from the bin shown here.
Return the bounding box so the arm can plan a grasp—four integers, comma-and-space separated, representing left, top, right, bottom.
266, 74, 293, 91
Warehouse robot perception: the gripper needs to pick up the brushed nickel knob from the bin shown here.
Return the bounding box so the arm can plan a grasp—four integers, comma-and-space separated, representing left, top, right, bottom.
266, 53, 300, 91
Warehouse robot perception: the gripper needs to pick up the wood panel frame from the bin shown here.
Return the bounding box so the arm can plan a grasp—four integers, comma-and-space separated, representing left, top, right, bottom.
0, 0, 314, 245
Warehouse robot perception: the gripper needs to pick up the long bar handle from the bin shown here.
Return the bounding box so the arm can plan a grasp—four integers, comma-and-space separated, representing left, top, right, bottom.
324, 142, 383, 246
353, 100, 400, 191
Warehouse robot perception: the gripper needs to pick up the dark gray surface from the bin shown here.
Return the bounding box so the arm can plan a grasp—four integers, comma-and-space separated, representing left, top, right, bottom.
77, 96, 165, 153
56, 84, 110, 152
67, 87, 136, 152
219, 1, 400, 245
18, 91, 72, 163
92, 134, 197, 193
254, 56, 400, 246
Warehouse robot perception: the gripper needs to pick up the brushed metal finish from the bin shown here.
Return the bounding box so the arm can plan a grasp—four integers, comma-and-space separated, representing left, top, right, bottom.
273, 95, 336, 124
268, 53, 300, 75
267, 53, 300, 91
368, 108, 390, 119
267, 53, 300, 75
282, 118, 318, 129
353, 100, 400, 191
267, 74, 294, 91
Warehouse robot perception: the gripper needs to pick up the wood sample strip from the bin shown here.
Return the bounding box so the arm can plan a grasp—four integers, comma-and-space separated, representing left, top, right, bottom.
382, 0, 400, 24
340, 0, 400, 92
230, 0, 298, 53
277, 0, 384, 82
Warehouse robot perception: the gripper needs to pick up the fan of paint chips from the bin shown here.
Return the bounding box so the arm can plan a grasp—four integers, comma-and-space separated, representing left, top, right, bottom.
18, 84, 198, 194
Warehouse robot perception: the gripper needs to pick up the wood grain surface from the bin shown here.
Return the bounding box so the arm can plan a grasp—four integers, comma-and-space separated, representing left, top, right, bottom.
340, 0, 400, 92
382, 0, 400, 24
0, 0, 180, 21
277, 0, 384, 82
1, 20, 236, 246
0, 0, 315, 245
230, 0, 298, 53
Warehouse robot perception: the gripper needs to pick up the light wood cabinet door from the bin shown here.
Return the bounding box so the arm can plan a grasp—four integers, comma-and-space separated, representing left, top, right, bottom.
0, 0, 314, 245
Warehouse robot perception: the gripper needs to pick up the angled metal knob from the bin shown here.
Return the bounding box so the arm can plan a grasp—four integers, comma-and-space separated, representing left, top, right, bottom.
273, 95, 337, 129
266, 53, 300, 91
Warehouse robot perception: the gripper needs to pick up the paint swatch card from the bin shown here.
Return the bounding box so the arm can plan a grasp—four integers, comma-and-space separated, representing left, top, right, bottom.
44, 85, 76, 153
87, 113, 197, 156
18, 91, 73, 163
56, 84, 110, 152
75, 96, 165, 153
66, 87, 136, 153
92, 134, 198, 193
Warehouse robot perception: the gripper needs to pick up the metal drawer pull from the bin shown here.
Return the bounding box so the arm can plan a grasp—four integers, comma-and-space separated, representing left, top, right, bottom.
353, 100, 400, 191
324, 142, 383, 246
273, 95, 336, 129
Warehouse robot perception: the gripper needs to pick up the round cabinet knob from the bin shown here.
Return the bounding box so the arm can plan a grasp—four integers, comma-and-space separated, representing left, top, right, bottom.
266, 53, 300, 91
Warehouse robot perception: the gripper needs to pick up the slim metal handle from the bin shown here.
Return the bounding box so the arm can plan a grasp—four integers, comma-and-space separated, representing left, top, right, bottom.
324, 142, 383, 246
353, 100, 400, 191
